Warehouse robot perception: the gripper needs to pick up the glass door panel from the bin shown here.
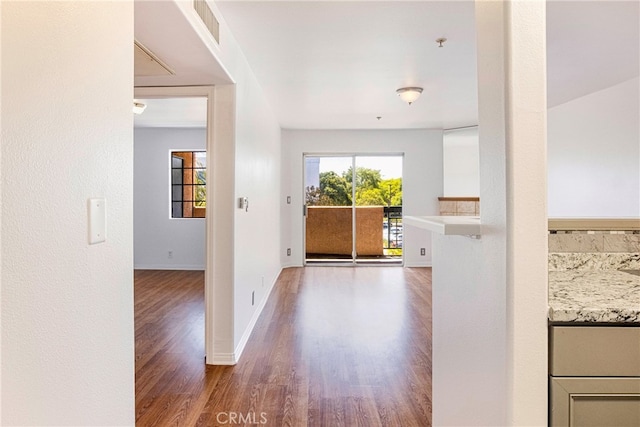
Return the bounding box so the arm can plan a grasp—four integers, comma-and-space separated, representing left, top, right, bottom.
354, 156, 403, 264
304, 156, 354, 263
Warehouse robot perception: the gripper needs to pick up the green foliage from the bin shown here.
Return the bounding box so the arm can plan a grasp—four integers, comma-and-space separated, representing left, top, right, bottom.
320, 171, 352, 206
195, 170, 206, 207
380, 178, 402, 206
356, 188, 386, 206
305, 166, 402, 207
306, 171, 352, 206
385, 248, 403, 256
344, 166, 382, 192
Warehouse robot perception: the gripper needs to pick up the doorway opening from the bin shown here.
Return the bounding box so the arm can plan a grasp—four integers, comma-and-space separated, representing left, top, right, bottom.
133, 86, 215, 362
304, 154, 403, 265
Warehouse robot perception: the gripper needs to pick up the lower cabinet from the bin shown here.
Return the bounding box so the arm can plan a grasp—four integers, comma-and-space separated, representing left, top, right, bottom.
550, 377, 640, 426
549, 326, 640, 426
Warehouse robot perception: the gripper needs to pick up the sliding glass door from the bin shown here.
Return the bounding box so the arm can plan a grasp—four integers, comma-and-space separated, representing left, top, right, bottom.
304, 156, 354, 262
354, 156, 403, 263
304, 154, 403, 265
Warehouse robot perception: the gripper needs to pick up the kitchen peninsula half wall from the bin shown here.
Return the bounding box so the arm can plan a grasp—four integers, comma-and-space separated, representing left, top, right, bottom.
404, 197, 481, 237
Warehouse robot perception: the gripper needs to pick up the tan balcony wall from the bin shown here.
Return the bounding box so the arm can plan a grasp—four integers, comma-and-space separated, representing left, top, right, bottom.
306, 206, 384, 256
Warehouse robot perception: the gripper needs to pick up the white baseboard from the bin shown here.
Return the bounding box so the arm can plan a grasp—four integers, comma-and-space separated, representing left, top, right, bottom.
280, 261, 304, 268
233, 268, 281, 362
206, 353, 237, 365
404, 262, 432, 268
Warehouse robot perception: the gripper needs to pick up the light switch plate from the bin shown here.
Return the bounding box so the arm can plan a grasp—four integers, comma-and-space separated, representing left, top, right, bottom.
89, 198, 106, 244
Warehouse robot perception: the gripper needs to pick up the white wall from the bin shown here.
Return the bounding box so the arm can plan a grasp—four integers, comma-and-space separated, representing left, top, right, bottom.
201, 2, 283, 363
443, 127, 480, 197
548, 76, 640, 217
134, 127, 206, 270
281, 129, 443, 267
1, 2, 134, 425
232, 62, 282, 356
0, 2, 4, 420
432, 2, 548, 425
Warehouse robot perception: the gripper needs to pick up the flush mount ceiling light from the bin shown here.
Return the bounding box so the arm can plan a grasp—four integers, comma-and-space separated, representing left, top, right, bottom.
132, 101, 147, 115
396, 87, 423, 105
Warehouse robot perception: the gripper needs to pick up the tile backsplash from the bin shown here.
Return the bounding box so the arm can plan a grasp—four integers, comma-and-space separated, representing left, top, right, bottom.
548, 219, 640, 271
438, 197, 479, 216
548, 232, 640, 253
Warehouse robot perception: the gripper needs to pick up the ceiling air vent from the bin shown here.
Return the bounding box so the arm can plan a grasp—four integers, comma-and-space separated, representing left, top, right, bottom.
193, 0, 220, 44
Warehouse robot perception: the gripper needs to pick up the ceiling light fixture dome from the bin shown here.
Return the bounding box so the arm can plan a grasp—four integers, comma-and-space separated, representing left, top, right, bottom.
133, 101, 147, 115
396, 87, 423, 105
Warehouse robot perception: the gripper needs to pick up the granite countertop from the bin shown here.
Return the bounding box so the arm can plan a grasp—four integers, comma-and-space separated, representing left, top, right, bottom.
549, 270, 640, 323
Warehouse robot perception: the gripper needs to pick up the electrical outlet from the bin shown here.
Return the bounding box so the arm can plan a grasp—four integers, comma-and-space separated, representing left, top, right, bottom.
251, 291, 255, 306
286, 196, 291, 204
168, 250, 173, 259
420, 248, 426, 256
287, 248, 291, 256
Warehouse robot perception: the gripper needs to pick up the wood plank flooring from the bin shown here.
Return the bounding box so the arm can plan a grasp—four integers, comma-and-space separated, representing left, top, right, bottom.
135, 267, 432, 426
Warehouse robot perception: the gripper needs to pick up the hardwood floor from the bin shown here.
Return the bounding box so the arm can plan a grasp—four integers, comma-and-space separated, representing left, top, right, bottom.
135, 267, 432, 426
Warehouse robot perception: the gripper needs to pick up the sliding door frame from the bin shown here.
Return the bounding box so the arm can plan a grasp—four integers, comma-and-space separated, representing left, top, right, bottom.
302, 152, 404, 266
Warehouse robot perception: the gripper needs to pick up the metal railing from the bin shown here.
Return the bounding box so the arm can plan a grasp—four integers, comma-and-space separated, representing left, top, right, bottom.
383, 206, 402, 252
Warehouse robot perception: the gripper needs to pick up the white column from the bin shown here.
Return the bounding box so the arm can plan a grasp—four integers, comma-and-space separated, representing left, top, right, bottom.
431, 1, 547, 425
209, 83, 237, 364
502, 0, 549, 424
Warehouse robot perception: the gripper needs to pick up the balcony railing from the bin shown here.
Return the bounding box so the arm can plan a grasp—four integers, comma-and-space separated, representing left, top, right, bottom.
383, 206, 403, 252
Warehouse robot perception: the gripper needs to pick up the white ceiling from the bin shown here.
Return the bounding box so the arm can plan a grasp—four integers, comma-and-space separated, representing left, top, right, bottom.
133, 97, 208, 128
134, 0, 639, 130
546, 0, 639, 107
216, 0, 479, 130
